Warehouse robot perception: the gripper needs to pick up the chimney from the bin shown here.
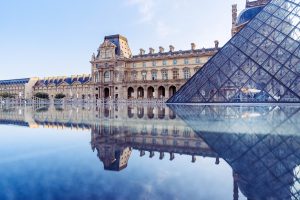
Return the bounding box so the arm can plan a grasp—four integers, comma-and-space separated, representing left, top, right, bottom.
169, 45, 175, 52
191, 43, 196, 50
140, 48, 145, 55
149, 47, 155, 54
214, 40, 219, 49
159, 46, 164, 53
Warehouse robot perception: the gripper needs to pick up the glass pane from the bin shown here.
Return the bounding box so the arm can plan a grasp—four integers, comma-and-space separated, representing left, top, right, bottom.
231, 33, 247, 48
280, 36, 299, 53
281, 1, 297, 12
276, 21, 294, 35
262, 58, 281, 75
259, 39, 277, 53
270, 0, 285, 7
239, 26, 256, 39
289, 27, 300, 40
284, 55, 300, 73
240, 60, 259, 76
212, 53, 228, 67
249, 32, 266, 46
209, 70, 227, 88
272, 47, 291, 64
230, 51, 247, 66
274, 7, 290, 20
239, 40, 257, 56
266, 16, 282, 28
269, 30, 286, 44
251, 49, 269, 65
257, 23, 274, 37
220, 61, 239, 78
256, 11, 271, 22
249, 18, 264, 30
284, 13, 300, 26
265, 4, 279, 15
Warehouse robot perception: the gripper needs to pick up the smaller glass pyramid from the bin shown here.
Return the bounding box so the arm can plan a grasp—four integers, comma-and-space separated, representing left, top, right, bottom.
168, 0, 300, 103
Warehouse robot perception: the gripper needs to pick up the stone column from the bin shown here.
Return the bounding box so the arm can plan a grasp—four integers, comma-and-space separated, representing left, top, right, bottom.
110, 70, 114, 83
99, 71, 103, 83
165, 85, 170, 99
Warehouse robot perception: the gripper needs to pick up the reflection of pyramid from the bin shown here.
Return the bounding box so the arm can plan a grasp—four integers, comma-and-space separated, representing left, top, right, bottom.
168, 0, 300, 103
169, 105, 300, 199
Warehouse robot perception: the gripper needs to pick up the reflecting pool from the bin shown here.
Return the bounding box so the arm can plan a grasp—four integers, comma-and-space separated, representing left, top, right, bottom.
0, 104, 299, 200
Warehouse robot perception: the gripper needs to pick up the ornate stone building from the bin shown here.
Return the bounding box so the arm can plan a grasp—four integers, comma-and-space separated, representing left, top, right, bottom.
33, 74, 93, 100
91, 34, 219, 100
0, 35, 218, 101
0, 78, 38, 99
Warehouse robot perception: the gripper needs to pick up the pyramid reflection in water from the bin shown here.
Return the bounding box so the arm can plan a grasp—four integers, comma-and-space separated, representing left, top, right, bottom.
169, 105, 300, 199
168, 0, 300, 103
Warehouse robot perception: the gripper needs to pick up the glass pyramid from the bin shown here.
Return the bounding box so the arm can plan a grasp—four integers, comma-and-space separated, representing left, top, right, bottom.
168, 0, 300, 103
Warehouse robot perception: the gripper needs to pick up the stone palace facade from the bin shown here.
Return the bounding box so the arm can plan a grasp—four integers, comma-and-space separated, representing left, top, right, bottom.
0, 35, 218, 101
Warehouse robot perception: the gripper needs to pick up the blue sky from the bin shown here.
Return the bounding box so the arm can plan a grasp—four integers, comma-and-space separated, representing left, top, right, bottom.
0, 0, 245, 80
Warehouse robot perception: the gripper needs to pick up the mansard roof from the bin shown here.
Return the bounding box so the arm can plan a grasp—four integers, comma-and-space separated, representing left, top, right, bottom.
0, 78, 30, 85
168, 0, 300, 103
34, 75, 91, 87
100, 39, 117, 49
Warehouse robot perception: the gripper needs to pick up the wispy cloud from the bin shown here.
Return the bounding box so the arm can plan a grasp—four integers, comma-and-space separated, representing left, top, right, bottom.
125, 0, 176, 38
126, 0, 155, 23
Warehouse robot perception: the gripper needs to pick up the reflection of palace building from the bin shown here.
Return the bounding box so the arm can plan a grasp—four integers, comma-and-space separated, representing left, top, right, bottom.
231, 0, 270, 36
2, 104, 300, 199
0, 105, 218, 171
90, 120, 217, 171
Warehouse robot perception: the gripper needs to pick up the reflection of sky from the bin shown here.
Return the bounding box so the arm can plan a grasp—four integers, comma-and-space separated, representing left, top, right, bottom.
0, 126, 246, 200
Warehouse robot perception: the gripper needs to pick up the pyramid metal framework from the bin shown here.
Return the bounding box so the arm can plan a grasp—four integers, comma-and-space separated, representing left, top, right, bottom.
168, 0, 300, 103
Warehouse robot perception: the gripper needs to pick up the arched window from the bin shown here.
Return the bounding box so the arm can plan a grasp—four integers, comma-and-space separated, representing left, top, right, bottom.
104, 71, 110, 82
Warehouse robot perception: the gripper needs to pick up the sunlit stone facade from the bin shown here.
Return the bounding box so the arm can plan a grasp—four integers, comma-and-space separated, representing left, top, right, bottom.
0, 35, 218, 101
33, 74, 94, 100
91, 34, 219, 100
0, 78, 38, 99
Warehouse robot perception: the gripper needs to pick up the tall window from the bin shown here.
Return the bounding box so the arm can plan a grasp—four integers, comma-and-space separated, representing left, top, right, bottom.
173, 59, 177, 65
184, 58, 189, 64
152, 61, 156, 67
162, 60, 167, 66
183, 68, 191, 79
95, 71, 100, 82
142, 71, 147, 80
162, 70, 168, 80
173, 70, 179, 79
131, 72, 137, 81
152, 71, 157, 80
196, 58, 201, 64
132, 63, 136, 68
143, 62, 147, 67
104, 71, 110, 82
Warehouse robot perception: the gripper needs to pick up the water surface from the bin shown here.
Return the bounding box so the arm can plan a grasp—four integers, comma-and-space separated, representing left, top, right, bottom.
0, 104, 299, 200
